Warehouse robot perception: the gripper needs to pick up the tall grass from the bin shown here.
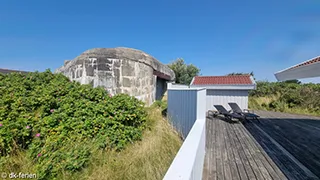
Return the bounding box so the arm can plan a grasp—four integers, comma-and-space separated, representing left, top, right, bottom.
249, 97, 320, 116
249, 81, 320, 116
1, 107, 182, 180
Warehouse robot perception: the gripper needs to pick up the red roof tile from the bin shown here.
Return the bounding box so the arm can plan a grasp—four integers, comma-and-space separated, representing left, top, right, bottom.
289, 56, 320, 70
191, 75, 253, 85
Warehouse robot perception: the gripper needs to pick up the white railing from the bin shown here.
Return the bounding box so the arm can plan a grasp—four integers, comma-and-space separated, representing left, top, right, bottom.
164, 85, 206, 180
163, 118, 206, 180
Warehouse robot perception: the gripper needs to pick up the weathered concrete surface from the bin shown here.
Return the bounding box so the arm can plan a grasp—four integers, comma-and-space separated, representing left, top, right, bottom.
55, 47, 175, 105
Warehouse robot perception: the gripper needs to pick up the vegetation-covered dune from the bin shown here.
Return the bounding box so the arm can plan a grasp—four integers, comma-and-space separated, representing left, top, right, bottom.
249, 81, 320, 116
0, 70, 181, 179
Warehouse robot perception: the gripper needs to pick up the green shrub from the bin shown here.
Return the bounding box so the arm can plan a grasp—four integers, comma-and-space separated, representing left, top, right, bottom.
0, 70, 147, 179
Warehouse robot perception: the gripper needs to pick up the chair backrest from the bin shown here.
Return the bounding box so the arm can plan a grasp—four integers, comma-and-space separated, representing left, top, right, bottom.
228, 103, 242, 113
214, 105, 229, 113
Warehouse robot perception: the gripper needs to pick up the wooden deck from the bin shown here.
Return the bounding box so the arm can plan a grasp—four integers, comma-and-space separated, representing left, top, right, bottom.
203, 110, 320, 180
244, 110, 320, 180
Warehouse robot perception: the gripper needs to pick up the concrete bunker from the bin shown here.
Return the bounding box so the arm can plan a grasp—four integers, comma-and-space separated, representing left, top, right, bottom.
55, 47, 175, 105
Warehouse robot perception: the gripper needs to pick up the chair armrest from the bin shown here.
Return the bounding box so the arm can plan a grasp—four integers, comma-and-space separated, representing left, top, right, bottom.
244, 109, 255, 114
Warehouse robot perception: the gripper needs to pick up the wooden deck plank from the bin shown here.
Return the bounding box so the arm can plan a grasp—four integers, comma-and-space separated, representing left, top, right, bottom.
245, 119, 306, 180
221, 119, 232, 180
226, 122, 249, 180
257, 112, 320, 178
209, 117, 217, 180
258, 112, 316, 180
272, 119, 320, 159
244, 122, 291, 179
232, 123, 264, 180
236, 124, 274, 180
253, 110, 320, 179
228, 122, 257, 180
262, 112, 320, 151
285, 118, 320, 132
203, 116, 211, 180
237, 122, 284, 180
241, 122, 288, 180
216, 118, 224, 180
203, 110, 320, 180
224, 122, 241, 180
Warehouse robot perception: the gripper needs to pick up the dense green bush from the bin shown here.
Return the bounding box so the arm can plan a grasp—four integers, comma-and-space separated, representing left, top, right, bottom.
0, 70, 147, 179
249, 81, 320, 114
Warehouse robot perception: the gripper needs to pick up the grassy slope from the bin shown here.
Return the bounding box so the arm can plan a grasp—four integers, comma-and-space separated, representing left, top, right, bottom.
1, 107, 182, 180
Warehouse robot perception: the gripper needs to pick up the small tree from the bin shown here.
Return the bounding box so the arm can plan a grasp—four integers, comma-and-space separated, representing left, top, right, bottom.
168, 58, 200, 85
227, 72, 255, 80
227, 72, 254, 76
284, 79, 302, 84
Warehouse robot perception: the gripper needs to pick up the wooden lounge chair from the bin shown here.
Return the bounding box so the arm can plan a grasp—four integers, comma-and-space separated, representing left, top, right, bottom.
228, 102, 260, 121
213, 105, 245, 122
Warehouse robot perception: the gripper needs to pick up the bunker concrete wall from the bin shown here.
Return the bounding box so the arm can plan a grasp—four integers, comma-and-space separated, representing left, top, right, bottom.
55, 48, 175, 105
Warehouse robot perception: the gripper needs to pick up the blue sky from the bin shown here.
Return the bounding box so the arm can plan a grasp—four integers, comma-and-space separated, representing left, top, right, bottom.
0, 0, 319, 83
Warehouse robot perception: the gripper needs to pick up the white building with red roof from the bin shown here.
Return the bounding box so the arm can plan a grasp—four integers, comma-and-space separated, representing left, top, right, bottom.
189, 75, 256, 111
0, 68, 28, 74
275, 56, 320, 81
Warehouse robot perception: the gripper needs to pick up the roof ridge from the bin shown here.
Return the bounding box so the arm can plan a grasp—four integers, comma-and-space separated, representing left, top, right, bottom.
0, 68, 29, 74
276, 55, 320, 73
192, 75, 253, 85
0, 68, 27, 71
195, 75, 251, 78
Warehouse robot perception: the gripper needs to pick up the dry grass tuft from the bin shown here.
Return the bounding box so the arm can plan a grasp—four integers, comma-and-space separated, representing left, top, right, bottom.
67, 107, 182, 180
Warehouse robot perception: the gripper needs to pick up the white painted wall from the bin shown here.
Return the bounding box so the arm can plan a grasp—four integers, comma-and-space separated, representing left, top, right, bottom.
206, 89, 249, 111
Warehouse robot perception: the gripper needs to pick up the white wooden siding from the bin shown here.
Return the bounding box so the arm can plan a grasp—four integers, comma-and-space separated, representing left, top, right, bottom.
206, 89, 249, 111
